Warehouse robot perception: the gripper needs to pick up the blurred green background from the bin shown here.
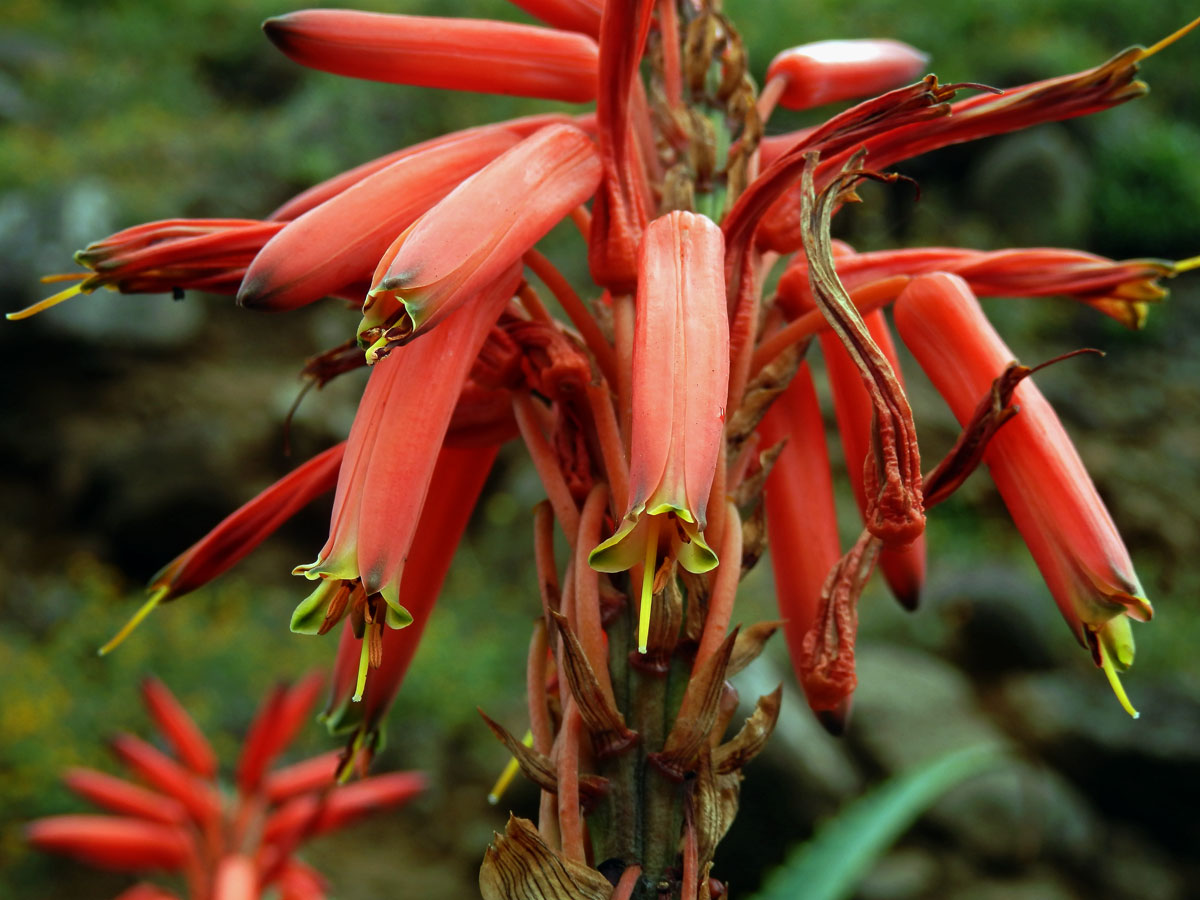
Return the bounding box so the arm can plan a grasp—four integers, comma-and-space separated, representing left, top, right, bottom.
2, 0, 1199, 897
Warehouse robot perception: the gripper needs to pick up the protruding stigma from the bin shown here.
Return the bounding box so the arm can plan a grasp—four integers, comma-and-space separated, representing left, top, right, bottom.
1138, 16, 1200, 60
1098, 641, 1140, 719
7, 281, 88, 321
98, 587, 169, 656
353, 636, 371, 702
638, 516, 661, 655
1172, 253, 1200, 275
487, 730, 533, 805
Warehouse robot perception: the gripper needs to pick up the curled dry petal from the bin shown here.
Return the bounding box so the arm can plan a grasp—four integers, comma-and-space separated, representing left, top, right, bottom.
766, 39, 929, 111
893, 272, 1151, 714
799, 530, 880, 716
263, 10, 599, 102
798, 154, 925, 547
358, 124, 600, 361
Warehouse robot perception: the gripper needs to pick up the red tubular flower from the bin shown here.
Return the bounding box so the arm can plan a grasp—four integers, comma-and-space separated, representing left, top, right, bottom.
508, 0, 602, 36
263, 10, 599, 102
26, 816, 192, 872
357, 123, 600, 361
267, 113, 573, 221
321, 443, 498, 760
141, 678, 218, 778
98, 443, 345, 656
590, 211, 729, 652
295, 269, 519, 637
759, 363, 842, 678
765, 39, 929, 111
893, 272, 1152, 715
238, 128, 522, 311
29, 679, 423, 898
776, 245, 1176, 330
7, 219, 283, 321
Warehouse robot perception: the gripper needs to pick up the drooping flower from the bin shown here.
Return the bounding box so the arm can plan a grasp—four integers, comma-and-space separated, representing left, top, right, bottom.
294, 268, 520, 636
27, 677, 425, 899
589, 210, 729, 652
357, 123, 601, 361
893, 271, 1152, 715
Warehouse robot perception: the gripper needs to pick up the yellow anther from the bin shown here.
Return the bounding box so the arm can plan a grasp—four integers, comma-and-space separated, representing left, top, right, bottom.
1098, 641, 1140, 719
98, 587, 169, 656
7, 281, 89, 321
1138, 16, 1200, 60
487, 730, 533, 805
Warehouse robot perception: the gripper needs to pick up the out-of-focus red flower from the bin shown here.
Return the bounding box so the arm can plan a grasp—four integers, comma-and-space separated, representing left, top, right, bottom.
27, 678, 425, 898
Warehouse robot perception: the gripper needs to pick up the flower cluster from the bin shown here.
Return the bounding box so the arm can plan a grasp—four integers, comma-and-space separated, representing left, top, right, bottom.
15, 1, 1199, 894
26, 677, 425, 900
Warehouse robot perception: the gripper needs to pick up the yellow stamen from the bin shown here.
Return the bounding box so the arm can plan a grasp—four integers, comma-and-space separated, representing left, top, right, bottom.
1138, 16, 1200, 60
6, 281, 89, 321
1098, 641, 1140, 719
1172, 253, 1200, 275
487, 730, 533, 805
353, 636, 371, 701
98, 587, 168, 656
638, 516, 661, 654
40, 272, 89, 285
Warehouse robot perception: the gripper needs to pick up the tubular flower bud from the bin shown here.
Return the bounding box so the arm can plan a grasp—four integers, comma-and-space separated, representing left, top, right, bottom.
776, 245, 1177, 330
25, 816, 192, 872
96, 443, 345, 657
239, 128, 521, 311
894, 272, 1152, 715
268, 113, 573, 221
358, 124, 600, 362
263, 10, 599, 103
759, 363, 842, 675
7, 219, 282, 321
589, 211, 729, 653
766, 39, 929, 111
508, 0, 603, 36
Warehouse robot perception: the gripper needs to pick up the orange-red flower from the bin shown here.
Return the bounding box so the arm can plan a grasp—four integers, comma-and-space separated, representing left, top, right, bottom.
894, 272, 1152, 715
589, 210, 728, 652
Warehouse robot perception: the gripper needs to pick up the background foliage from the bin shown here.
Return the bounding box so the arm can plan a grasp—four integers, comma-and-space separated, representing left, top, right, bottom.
2, 1, 1199, 897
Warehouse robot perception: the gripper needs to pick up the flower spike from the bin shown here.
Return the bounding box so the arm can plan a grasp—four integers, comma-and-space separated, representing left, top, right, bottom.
589, 211, 729, 653
263, 10, 599, 102
894, 272, 1152, 715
